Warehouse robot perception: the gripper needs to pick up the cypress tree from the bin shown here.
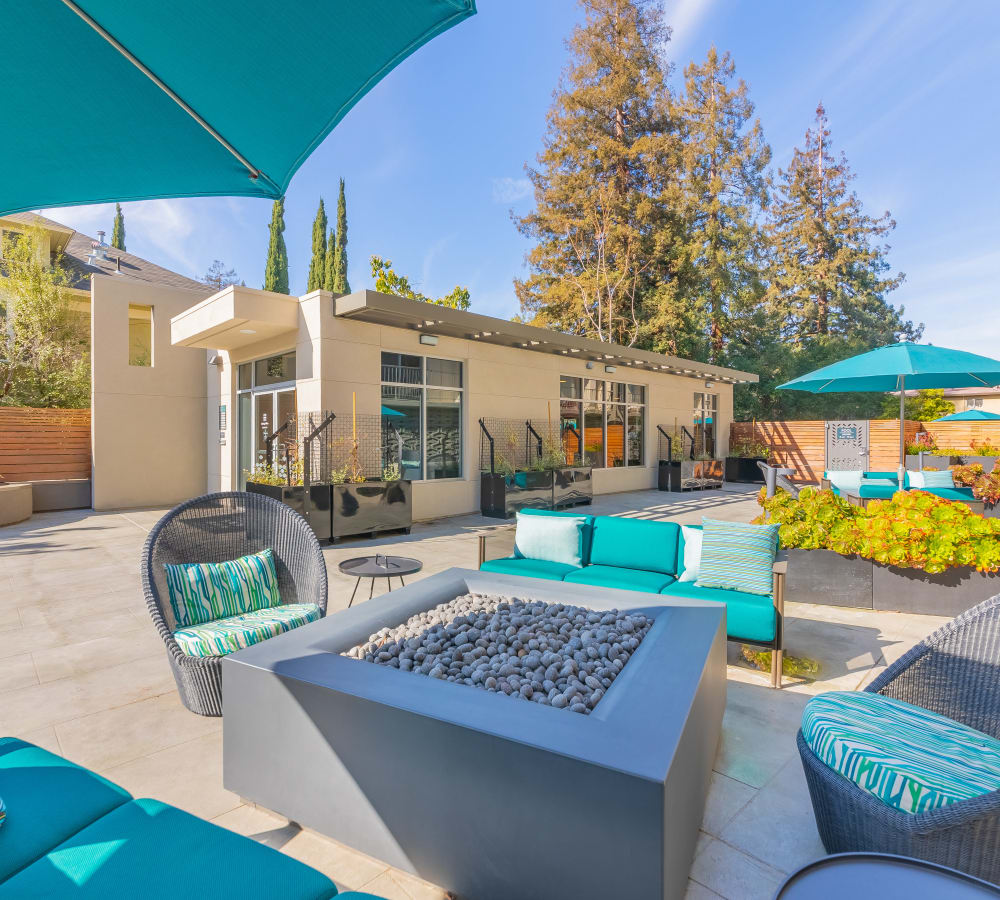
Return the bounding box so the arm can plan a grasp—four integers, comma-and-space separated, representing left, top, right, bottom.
322, 225, 337, 292
110, 203, 126, 251
331, 178, 350, 293
262, 197, 289, 294
306, 199, 327, 292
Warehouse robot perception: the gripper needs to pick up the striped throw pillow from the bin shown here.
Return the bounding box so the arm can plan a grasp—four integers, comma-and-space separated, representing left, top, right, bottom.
696, 518, 778, 596
0, 794, 5, 829
803, 691, 1000, 814
165, 549, 281, 628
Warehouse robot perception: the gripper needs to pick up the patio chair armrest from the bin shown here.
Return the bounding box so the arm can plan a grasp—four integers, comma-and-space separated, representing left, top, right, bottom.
771, 560, 785, 619
820, 478, 831, 492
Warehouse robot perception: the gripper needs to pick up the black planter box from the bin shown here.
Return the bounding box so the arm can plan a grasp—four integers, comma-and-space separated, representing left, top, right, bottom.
783, 547, 1000, 616
552, 466, 593, 509
246, 482, 332, 541
331, 480, 412, 541
480, 470, 554, 519
785, 549, 874, 608
659, 459, 724, 491
725, 457, 766, 484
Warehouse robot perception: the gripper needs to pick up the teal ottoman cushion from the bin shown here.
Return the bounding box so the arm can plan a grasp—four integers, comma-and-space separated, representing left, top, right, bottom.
802, 692, 1000, 815
660, 583, 776, 642
0, 798, 338, 899
479, 557, 579, 581
564, 565, 674, 593
588, 516, 680, 575
0, 737, 131, 882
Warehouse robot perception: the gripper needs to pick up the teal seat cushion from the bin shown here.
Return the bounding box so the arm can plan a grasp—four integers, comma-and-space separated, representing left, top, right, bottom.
479, 556, 579, 581
660, 582, 776, 642
923, 487, 976, 503
0, 798, 338, 899
0, 737, 131, 883
164, 548, 281, 628
802, 692, 1000, 815
518, 508, 596, 563
864, 471, 899, 480
588, 516, 680, 575
173, 602, 321, 658
563, 564, 674, 593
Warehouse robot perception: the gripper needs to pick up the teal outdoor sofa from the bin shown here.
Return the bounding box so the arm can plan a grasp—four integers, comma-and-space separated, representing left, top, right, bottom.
822, 470, 980, 508
478, 509, 787, 687
0, 737, 381, 899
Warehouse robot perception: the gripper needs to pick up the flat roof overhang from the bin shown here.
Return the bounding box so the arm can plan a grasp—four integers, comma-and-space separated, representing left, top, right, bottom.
171, 285, 298, 351
335, 290, 758, 384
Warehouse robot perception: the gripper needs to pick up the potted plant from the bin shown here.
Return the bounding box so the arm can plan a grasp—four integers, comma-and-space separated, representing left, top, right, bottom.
329, 434, 412, 542
758, 487, 1000, 615
245, 458, 333, 541
543, 434, 593, 510
904, 433, 953, 470
971, 470, 1000, 520
725, 437, 770, 484
959, 439, 1000, 471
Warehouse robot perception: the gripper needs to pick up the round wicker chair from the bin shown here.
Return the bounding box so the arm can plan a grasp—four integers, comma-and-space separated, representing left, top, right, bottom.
798, 594, 1000, 883
141, 491, 328, 716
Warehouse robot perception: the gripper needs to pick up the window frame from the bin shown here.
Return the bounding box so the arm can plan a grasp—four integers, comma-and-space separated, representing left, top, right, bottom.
381, 350, 465, 482
559, 375, 646, 469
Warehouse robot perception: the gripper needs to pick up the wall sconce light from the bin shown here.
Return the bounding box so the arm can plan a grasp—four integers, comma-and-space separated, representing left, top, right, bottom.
704, 380, 715, 389
419, 334, 439, 346
605, 365, 617, 374
208, 354, 224, 367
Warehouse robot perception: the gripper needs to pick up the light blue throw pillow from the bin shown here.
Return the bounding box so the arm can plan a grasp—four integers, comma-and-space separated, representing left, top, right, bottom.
514, 512, 586, 567
696, 518, 779, 596
921, 469, 955, 489
677, 525, 702, 583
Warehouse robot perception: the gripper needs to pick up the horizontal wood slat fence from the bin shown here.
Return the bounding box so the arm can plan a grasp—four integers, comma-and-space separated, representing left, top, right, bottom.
729, 419, 1000, 483
0, 408, 90, 482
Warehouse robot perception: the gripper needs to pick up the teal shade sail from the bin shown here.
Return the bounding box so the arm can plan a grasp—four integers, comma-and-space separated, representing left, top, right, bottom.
777, 343, 1000, 394
1, 0, 476, 215
934, 409, 1000, 422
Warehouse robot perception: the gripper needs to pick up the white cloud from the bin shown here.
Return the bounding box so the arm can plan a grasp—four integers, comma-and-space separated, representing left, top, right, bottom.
491, 177, 532, 205
663, 0, 715, 66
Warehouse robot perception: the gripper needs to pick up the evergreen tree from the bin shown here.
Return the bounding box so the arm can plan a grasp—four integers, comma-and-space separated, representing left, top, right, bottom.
515, 0, 678, 346
110, 203, 126, 251
322, 225, 337, 292
668, 48, 770, 363
331, 178, 350, 294
306, 199, 327, 292
766, 103, 916, 345
262, 197, 289, 294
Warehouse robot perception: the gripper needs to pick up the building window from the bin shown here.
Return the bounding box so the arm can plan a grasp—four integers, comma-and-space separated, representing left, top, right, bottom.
128, 304, 153, 366
559, 376, 645, 468
693, 392, 718, 457
969, 398, 984, 409
236, 352, 297, 485
381, 352, 463, 480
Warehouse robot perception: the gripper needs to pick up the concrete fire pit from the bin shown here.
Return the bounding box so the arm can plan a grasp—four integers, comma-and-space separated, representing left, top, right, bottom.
223, 569, 726, 900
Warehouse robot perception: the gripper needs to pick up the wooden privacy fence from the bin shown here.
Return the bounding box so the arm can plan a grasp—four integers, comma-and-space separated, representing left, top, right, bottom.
0, 407, 91, 482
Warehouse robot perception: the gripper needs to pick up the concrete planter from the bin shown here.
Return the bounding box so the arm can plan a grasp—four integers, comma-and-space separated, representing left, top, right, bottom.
330, 480, 412, 541
0, 483, 32, 526
480, 470, 554, 518
785, 549, 874, 609
784, 547, 1000, 616
959, 455, 999, 471
905, 454, 955, 471
552, 465, 593, 509
724, 457, 766, 484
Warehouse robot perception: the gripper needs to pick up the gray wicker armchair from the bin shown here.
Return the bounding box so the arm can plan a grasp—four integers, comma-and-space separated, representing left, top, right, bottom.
141, 491, 328, 717
798, 594, 1000, 883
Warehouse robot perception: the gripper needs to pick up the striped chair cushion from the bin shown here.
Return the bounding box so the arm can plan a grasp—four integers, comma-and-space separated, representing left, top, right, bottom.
173, 603, 322, 658
695, 518, 778, 596
0, 794, 5, 829
803, 691, 1000, 814
165, 549, 280, 628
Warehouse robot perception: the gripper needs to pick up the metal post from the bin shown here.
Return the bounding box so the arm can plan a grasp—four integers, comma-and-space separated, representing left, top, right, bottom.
898, 374, 906, 484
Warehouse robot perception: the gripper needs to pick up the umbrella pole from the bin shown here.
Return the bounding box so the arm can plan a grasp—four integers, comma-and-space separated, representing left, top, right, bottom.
898, 375, 906, 484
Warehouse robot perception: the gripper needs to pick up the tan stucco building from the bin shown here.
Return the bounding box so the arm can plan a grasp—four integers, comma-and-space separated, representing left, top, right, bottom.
941, 387, 1000, 415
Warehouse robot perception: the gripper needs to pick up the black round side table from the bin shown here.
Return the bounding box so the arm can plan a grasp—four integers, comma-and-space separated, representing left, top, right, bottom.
338, 554, 422, 607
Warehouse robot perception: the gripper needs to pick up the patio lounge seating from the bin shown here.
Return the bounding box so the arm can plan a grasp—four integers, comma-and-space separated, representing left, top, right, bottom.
822, 470, 981, 510
797, 594, 1000, 883
141, 491, 328, 716
0, 736, 380, 899
478, 509, 787, 686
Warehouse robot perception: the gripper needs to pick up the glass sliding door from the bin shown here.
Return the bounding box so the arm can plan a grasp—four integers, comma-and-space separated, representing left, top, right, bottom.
236, 353, 297, 487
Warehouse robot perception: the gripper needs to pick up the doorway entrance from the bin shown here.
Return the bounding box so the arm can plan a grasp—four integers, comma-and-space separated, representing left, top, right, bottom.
236, 352, 296, 487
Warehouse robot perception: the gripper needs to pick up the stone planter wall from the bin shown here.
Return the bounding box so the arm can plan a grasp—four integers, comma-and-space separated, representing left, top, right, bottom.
0, 483, 32, 527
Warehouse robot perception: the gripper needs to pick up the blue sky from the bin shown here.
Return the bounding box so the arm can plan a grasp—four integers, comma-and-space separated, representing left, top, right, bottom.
43, 0, 1000, 354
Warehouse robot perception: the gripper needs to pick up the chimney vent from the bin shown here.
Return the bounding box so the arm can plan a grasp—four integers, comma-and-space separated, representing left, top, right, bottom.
96, 231, 108, 260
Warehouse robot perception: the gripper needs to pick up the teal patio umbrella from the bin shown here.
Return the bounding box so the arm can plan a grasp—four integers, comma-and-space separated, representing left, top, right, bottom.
934, 409, 1000, 422
1, 1, 475, 215
778, 342, 1000, 479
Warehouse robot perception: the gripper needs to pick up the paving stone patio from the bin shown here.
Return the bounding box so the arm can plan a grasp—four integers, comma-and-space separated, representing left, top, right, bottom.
0, 486, 950, 899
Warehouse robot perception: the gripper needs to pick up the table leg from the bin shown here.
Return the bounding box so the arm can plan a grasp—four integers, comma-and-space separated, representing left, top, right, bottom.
369, 578, 375, 600
400, 576, 405, 587
348, 577, 361, 609
387, 576, 392, 593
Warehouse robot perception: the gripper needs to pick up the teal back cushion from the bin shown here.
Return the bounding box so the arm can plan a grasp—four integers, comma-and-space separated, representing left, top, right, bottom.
825, 470, 863, 493
921, 469, 955, 488
697, 518, 779, 596
518, 508, 596, 563
164, 548, 281, 628
589, 516, 680, 575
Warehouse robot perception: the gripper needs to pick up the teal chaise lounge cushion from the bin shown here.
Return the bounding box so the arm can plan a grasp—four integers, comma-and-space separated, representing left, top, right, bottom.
660, 583, 777, 642
588, 515, 679, 575
802, 691, 1000, 815
172, 602, 322, 657
0, 737, 131, 883
0, 798, 340, 900
479, 557, 581, 581
564, 564, 674, 593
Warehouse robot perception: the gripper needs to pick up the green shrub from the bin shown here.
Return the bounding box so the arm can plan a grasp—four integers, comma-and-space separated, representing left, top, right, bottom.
756, 487, 1000, 574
